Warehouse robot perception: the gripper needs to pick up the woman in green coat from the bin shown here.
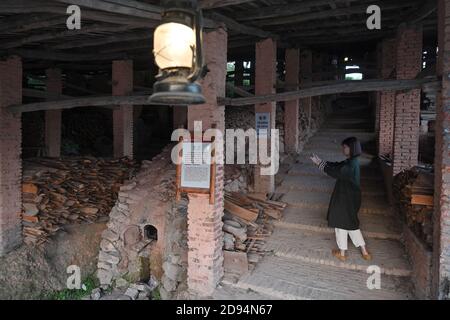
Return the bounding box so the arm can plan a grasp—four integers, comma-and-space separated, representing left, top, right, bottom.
310, 137, 371, 261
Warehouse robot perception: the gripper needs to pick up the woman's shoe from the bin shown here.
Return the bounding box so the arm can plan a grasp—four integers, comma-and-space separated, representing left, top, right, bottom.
331, 249, 347, 261
361, 251, 372, 261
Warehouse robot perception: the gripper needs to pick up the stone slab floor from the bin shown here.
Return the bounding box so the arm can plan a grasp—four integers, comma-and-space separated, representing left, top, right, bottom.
213, 102, 415, 300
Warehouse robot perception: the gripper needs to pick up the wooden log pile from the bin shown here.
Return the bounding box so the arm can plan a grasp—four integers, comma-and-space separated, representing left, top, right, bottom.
222, 191, 287, 272
21, 157, 137, 245
393, 167, 434, 249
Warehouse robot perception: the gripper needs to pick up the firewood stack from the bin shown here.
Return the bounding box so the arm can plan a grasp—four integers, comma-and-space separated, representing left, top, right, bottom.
223, 191, 287, 271
21, 158, 137, 245
393, 167, 434, 248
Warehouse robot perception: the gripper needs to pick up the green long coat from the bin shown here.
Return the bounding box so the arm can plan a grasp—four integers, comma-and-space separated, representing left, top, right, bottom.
322, 157, 361, 230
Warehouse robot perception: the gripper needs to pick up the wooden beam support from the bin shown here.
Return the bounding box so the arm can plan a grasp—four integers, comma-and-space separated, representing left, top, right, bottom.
5, 49, 127, 62
0, 13, 62, 33
205, 12, 276, 38
226, 82, 253, 97
50, 30, 152, 50
199, 0, 254, 9
2, 24, 136, 49
219, 78, 438, 106
52, 0, 161, 20
9, 94, 162, 113
234, 0, 359, 21
253, 1, 420, 26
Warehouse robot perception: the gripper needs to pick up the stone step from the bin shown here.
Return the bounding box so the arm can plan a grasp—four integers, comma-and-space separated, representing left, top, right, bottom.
274, 206, 402, 240
281, 190, 391, 215
231, 256, 413, 300
276, 174, 386, 196
288, 163, 383, 181
263, 228, 411, 276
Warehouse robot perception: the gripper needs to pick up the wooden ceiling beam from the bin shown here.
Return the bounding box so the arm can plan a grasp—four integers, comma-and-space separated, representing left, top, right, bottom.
0, 13, 62, 33
234, 0, 359, 22
50, 31, 152, 50
6, 48, 127, 61
2, 24, 137, 49
205, 11, 276, 38
252, 1, 420, 26
199, 0, 255, 9
218, 78, 438, 106
51, 0, 161, 20
9, 94, 162, 113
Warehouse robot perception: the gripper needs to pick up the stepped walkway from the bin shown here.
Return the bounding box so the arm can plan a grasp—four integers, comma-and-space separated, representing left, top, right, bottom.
213, 104, 414, 300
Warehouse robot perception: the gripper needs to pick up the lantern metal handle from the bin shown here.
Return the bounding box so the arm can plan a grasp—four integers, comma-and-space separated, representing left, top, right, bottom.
188, 8, 204, 82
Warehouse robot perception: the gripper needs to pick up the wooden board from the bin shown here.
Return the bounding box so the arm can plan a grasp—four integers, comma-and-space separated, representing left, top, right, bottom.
411, 194, 434, 206
224, 199, 258, 222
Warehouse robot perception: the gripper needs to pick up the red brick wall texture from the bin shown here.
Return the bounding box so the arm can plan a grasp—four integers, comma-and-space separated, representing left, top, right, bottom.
392, 26, 423, 176
0, 56, 23, 255
434, 0, 450, 299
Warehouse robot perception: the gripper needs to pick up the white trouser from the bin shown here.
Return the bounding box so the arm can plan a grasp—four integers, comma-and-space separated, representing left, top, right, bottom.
335, 228, 366, 251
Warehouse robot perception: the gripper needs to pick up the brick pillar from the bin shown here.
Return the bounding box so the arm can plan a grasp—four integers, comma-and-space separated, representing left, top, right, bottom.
45, 68, 62, 157
392, 25, 422, 176
186, 28, 226, 296
173, 105, 187, 129
0, 56, 22, 255
434, 0, 450, 299
377, 38, 396, 156
112, 60, 133, 159
300, 50, 313, 134
254, 38, 277, 194
284, 48, 300, 154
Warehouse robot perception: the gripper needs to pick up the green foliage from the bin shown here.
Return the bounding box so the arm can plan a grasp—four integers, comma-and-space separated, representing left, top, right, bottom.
151, 288, 161, 300
44, 275, 98, 300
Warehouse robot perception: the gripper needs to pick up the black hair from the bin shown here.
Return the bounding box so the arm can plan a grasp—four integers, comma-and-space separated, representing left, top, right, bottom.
341, 137, 362, 157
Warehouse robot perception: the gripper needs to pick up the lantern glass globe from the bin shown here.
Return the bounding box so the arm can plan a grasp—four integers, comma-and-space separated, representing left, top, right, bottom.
153, 22, 196, 70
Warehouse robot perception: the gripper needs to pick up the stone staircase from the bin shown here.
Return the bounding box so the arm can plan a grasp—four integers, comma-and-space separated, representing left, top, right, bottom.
215, 104, 415, 300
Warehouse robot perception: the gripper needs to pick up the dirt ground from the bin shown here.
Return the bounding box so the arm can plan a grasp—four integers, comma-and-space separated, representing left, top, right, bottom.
0, 222, 106, 299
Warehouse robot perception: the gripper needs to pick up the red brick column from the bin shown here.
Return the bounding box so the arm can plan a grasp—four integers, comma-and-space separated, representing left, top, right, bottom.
434, 0, 450, 299
284, 48, 300, 154
45, 68, 62, 157
112, 60, 133, 159
186, 28, 226, 296
392, 25, 422, 176
300, 50, 312, 134
254, 38, 277, 194
377, 38, 396, 156
0, 56, 22, 255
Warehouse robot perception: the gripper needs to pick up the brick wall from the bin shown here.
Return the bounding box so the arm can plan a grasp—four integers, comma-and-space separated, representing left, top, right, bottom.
45, 68, 62, 157
186, 28, 227, 297
434, 0, 450, 300
299, 50, 313, 144
284, 48, 300, 154
403, 226, 433, 299
112, 60, 134, 159
254, 38, 277, 194
392, 26, 422, 176
0, 56, 22, 255
377, 38, 396, 156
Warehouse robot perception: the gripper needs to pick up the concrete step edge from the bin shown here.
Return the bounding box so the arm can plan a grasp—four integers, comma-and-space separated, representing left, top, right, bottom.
286, 202, 392, 216
273, 220, 402, 241
269, 251, 412, 277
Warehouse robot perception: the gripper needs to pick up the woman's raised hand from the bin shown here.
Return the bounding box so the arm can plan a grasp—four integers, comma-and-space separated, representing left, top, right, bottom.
310, 153, 322, 165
